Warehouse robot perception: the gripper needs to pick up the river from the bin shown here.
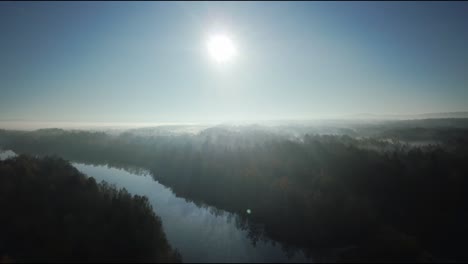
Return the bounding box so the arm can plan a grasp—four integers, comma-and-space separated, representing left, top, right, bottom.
0, 150, 311, 263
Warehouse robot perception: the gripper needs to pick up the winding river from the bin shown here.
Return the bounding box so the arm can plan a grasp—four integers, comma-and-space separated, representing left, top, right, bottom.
0, 150, 311, 263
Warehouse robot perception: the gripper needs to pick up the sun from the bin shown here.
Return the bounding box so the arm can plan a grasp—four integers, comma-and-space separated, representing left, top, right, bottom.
207, 34, 237, 63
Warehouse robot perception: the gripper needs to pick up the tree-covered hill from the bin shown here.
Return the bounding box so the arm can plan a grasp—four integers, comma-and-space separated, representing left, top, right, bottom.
0, 155, 181, 263
1, 122, 468, 262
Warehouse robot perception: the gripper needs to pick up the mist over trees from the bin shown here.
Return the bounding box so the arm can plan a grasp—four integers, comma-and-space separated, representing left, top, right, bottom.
1, 119, 468, 262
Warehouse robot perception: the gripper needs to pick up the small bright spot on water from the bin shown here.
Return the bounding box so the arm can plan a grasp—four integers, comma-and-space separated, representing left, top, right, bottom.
247, 209, 251, 214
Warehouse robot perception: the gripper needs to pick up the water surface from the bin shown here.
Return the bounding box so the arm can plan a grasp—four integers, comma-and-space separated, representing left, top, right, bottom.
0, 150, 311, 262
73, 163, 310, 263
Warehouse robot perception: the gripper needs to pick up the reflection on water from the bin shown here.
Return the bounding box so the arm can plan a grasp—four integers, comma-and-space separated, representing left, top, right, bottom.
72, 163, 311, 263
0, 150, 310, 262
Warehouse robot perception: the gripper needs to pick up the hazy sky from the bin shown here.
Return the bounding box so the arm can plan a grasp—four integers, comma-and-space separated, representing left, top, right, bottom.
1, 1, 468, 123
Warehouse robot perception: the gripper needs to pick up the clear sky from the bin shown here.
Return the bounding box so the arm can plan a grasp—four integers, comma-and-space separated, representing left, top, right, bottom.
1, 1, 467, 123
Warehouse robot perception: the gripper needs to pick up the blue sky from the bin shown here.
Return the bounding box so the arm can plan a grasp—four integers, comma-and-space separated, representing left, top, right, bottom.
1, 1, 467, 123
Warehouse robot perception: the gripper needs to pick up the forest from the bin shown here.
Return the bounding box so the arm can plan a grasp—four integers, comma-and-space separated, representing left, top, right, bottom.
0, 155, 181, 263
1, 119, 468, 262
2, 0, 468, 262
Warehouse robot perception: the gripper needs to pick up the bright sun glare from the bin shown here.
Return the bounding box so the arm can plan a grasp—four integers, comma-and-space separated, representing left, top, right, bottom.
207, 34, 237, 63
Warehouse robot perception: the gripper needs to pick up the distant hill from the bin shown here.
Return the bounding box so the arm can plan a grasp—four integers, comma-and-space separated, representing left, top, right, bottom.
415, 112, 468, 119
346, 112, 468, 120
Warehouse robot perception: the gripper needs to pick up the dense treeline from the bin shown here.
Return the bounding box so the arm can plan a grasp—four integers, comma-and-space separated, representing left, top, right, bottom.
0, 155, 181, 263
1, 122, 468, 262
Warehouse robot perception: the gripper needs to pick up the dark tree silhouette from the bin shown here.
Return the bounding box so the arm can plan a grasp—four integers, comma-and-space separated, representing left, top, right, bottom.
1, 120, 468, 262
0, 155, 182, 263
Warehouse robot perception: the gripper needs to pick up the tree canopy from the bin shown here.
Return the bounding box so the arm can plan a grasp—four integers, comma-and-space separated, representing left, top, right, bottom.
0, 155, 181, 263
